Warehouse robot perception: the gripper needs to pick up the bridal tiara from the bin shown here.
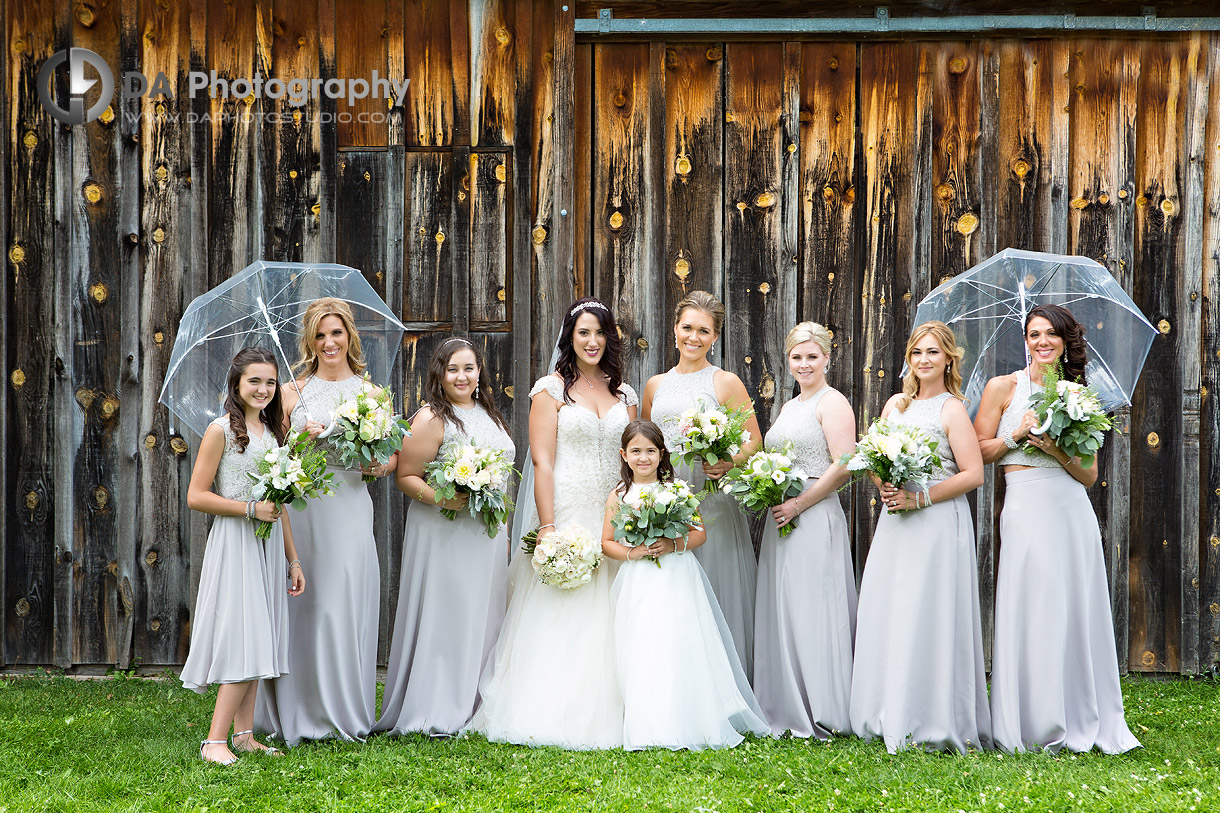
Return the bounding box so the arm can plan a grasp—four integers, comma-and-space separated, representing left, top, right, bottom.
568, 301, 609, 318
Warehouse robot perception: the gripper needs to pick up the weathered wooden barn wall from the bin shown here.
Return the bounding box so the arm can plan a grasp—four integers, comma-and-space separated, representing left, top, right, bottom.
4, 0, 1219, 675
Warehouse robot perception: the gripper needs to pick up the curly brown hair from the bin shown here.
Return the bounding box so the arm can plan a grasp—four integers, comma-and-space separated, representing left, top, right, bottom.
224, 347, 287, 453
1026, 304, 1087, 385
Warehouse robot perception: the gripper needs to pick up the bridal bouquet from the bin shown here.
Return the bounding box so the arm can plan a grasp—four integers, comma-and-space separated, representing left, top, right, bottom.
424, 442, 516, 537
667, 402, 752, 491
327, 377, 411, 482
610, 480, 703, 567
718, 448, 808, 537
840, 418, 943, 504
1026, 363, 1111, 468
248, 430, 336, 539
522, 525, 603, 590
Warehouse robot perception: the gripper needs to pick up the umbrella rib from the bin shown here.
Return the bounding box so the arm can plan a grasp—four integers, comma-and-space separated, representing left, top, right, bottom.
1085, 339, 1133, 407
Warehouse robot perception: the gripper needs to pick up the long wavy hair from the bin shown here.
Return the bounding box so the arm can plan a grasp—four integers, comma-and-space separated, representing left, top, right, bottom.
295, 297, 367, 377
896, 321, 966, 412
422, 337, 509, 435
1026, 304, 1088, 385
615, 420, 674, 497
554, 297, 623, 403
224, 347, 287, 453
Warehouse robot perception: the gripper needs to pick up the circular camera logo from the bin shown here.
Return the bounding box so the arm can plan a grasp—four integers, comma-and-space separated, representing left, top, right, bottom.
37, 47, 114, 125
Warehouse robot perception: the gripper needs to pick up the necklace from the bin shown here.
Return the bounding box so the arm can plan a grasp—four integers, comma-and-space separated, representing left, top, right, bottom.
578, 371, 597, 389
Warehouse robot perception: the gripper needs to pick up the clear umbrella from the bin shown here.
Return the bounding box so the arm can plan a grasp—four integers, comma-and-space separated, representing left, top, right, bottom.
911, 248, 1155, 417
158, 261, 407, 437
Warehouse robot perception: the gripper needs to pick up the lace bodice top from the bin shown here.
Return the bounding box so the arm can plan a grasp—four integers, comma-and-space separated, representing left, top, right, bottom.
210, 415, 278, 501
996, 369, 1060, 469
890, 392, 960, 479
438, 403, 516, 477
650, 365, 721, 452
530, 374, 637, 530
764, 387, 837, 478
289, 374, 368, 469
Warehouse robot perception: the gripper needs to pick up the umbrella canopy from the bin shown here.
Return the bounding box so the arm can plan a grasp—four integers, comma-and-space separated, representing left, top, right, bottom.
158, 261, 406, 437
911, 248, 1155, 417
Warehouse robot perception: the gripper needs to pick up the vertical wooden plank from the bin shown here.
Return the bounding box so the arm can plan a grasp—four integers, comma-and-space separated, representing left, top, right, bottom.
551, 0, 575, 313
470, 0, 516, 147
404, 0, 455, 147
470, 151, 511, 328
591, 42, 658, 392
135, 0, 193, 667
449, 0, 471, 146
315, 0, 338, 258
69, 0, 124, 665
1067, 39, 1139, 672
402, 152, 454, 324
930, 42, 984, 284
452, 145, 472, 335
335, 0, 388, 149
5, 0, 57, 665
722, 42, 799, 438
336, 150, 395, 662
265, 0, 323, 261
0, 0, 8, 667
207, 0, 262, 285
573, 41, 591, 298
1200, 33, 1220, 674
855, 42, 934, 574
1128, 38, 1191, 673
508, 0, 533, 458
1178, 33, 1208, 675
662, 42, 723, 371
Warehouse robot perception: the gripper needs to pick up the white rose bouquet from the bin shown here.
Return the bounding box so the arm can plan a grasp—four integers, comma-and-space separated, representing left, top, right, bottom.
610, 479, 703, 567
248, 430, 336, 539
521, 525, 603, 590
326, 377, 411, 482
666, 402, 753, 492
718, 448, 808, 538
424, 442, 516, 538
1026, 363, 1112, 468
840, 418, 944, 506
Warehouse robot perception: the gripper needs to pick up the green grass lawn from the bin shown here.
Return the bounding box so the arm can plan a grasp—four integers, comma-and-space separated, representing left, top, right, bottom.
0, 672, 1217, 812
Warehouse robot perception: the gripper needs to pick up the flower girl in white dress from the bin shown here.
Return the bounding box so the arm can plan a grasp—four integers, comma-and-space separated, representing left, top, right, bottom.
601, 420, 768, 750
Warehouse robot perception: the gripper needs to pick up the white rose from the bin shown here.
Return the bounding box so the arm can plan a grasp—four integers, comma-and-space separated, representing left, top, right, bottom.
654, 489, 676, 506
771, 470, 786, 484
881, 436, 904, 460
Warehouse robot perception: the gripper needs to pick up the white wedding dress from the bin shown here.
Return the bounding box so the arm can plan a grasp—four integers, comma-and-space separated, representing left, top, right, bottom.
471, 375, 635, 749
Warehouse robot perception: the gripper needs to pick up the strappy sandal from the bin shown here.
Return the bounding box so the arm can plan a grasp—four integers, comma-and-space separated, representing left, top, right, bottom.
200, 739, 237, 766
231, 729, 283, 756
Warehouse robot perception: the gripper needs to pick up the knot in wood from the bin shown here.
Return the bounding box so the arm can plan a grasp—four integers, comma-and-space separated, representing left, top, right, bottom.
1070, 197, 1089, 210
1097, 193, 1110, 205
636, 337, 649, 350
955, 213, 979, 236
675, 156, 692, 176
609, 211, 624, 230
25, 490, 38, 509
754, 191, 776, 209
827, 272, 835, 282
1158, 319, 1171, 334
495, 164, 507, 182
435, 230, 446, 245
759, 375, 775, 400
95, 486, 110, 508
496, 288, 506, 302
1012, 159, 1030, 178
495, 27, 511, 45
828, 56, 839, 70
936, 183, 954, 202
11, 368, 26, 388
23, 131, 37, 149
532, 226, 547, 245
1140, 650, 1156, 667
1212, 602, 1220, 616
948, 56, 968, 74
90, 282, 109, 304
76, 4, 96, 26
77, 387, 97, 408
145, 434, 157, 449
170, 437, 189, 455
705, 46, 722, 62
1118, 188, 1128, 199
15, 598, 30, 617
101, 395, 119, 417
1146, 431, 1160, 448
1160, 199, 1176, 216
84, 183, 103, 204
145, 550, 158, 565
154, 102, 167, 119
744, 356, 752, 364
674, 257, 690, 280
757, 281, 772, 295
311, 202, 321, 217
152, 227, 166, 244
154, 331, 164, 344
150, 618, 162, 631
612, 93, 627, 108
504, 385, 514, 398
822, 186, 836, 202
154, 165, 170, 183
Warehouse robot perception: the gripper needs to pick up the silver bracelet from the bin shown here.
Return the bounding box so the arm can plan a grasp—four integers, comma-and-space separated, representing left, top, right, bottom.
1003, 430, 1019, 450
538, 523, 556, 532
246, 500, 255, 520
287, 559, 301, 572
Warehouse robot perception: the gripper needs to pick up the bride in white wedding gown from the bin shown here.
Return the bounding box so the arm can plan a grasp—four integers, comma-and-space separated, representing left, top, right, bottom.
472, 298, 637, 749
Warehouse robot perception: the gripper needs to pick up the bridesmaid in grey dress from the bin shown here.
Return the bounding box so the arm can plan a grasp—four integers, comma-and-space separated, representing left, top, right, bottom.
375, 338, 514, 736
974, 304, 1139, 754
182, 348, 305, 764
255, 298, 396, 746
849, 321, 991, 753
754, 323, 857, 739
643, 291, 761, 679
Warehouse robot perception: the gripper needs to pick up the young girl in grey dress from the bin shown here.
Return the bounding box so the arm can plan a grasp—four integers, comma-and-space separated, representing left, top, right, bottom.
849, 321, 991, 753
974, 304, 1139, 754
181, 348, 306, 765
375, 338, 515, 736
256, 299, 396, 745
754, 323, 858, 739
643, 291, 761, 679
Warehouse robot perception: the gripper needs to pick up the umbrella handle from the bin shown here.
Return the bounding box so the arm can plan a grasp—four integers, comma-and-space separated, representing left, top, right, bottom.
256, 293, 315, 424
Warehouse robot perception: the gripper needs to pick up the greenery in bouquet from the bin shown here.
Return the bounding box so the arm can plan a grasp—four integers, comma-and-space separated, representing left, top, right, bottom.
666, 402, 753, 491
248, 430, 336, 538
610, 479, 702, 567
1026, 362, 1112, 468
718, 448, 808, 537
424, 442, 517, 538
329, 377, 411, 482
839, 418, 944, 505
